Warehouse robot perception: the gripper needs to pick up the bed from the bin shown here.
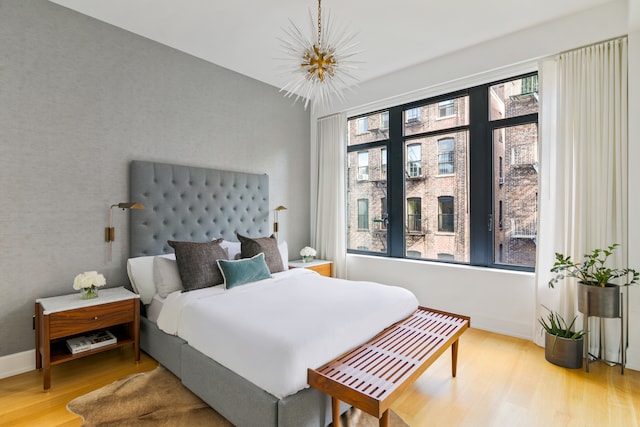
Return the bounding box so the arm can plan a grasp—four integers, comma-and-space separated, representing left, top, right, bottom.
126, 161, 419, 426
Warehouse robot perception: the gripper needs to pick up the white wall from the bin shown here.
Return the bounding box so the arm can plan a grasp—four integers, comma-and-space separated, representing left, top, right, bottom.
312, 0, 640, 370
347, 256, 535, 338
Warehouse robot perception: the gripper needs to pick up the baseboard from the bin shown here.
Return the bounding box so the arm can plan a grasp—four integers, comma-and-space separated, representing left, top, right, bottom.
0, 349, 35, 380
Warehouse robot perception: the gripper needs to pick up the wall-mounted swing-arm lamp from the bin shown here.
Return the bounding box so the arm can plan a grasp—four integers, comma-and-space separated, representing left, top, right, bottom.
105, 202, 145, 242
273, 205, 287, 239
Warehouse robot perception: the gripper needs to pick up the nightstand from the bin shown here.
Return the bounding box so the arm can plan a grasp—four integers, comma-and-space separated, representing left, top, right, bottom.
288, 259, 333, 277
35, 286, 140, 390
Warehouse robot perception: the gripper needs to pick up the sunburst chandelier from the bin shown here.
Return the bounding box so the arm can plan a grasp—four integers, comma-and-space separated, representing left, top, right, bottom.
279, 0, 360, 110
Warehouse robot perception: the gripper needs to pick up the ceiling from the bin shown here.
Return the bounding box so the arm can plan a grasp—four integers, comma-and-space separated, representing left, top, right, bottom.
49, 0, 615, 91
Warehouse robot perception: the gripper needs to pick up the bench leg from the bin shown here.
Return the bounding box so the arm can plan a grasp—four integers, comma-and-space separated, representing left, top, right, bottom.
332, 397, 341, 427
451, 339, 459, 377
379, 409, 390, 427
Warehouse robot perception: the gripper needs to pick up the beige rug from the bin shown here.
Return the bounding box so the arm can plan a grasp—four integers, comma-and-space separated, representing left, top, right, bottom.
67, 365, 409, 426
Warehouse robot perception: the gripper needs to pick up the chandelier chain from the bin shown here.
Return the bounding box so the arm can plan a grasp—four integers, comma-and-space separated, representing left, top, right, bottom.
317, 0, 322, 46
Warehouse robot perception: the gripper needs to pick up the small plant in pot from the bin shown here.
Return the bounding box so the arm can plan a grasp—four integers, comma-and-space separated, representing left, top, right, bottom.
539, 308, 584, 369
548, 243, 639, 317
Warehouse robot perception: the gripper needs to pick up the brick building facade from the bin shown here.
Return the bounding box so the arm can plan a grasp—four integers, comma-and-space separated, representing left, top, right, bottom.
347, 76, 538, 268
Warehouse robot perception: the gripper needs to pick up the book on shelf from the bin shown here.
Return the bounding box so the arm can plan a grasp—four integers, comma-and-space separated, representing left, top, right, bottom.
87, 329, 117, 349
65, 330, 117, 354
65, 336, 91, 354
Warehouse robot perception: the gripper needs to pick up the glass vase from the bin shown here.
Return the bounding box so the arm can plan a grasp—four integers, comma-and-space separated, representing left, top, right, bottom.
302, 256, 314, 263
81, 286, 99, 299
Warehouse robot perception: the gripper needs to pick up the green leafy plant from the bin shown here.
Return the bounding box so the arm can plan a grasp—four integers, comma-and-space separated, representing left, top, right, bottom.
548, 243, 639, 288
538, 308, 584, 339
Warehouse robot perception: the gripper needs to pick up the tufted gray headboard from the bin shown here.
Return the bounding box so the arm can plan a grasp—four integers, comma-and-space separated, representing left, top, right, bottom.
129, 161, 269, 257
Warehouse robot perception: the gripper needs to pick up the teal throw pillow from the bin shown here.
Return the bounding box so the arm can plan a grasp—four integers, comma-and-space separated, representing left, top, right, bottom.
217, 253, 272, 289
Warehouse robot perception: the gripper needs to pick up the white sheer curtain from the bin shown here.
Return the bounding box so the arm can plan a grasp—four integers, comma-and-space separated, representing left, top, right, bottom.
312, 113, 347, 278
535, 38, 628, 363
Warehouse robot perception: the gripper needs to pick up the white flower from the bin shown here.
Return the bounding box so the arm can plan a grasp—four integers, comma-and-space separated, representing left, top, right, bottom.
300, 246, 317, 257
73, 271, 106, 290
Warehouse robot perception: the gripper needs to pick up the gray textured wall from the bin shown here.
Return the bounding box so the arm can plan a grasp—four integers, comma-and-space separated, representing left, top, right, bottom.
0, 0, 310, 356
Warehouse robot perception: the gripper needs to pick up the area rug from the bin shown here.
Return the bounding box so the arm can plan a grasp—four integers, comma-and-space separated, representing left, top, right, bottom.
67, 365, 409, 426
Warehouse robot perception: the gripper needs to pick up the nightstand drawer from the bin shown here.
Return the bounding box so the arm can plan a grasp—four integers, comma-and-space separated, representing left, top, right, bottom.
49, 300, 134, 339
288, 259, 333, 277
308, 263, 332, 277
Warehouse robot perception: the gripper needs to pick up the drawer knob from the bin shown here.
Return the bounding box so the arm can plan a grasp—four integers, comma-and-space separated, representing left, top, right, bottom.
93, 316, 98, 320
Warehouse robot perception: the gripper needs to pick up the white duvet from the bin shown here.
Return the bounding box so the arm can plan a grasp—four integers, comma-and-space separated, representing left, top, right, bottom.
157, 268, 418, 398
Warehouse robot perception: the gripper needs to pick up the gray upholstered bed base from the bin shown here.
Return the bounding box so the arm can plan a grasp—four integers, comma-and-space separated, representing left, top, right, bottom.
140, 316, 345, 427
130, 161, 348, 426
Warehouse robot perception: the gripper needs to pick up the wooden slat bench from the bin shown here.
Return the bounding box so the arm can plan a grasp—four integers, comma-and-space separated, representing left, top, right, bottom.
308, 306, 470, 427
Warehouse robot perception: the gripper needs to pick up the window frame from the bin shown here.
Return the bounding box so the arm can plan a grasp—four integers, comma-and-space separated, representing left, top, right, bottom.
346, 72, 538, 272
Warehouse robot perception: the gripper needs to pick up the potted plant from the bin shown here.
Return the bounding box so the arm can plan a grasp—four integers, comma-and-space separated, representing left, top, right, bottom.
539, 309, 584, 368
548, 243, 639, 317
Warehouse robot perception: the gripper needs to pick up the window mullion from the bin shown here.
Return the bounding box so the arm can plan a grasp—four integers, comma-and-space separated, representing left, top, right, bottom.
468, 85, 491, 266
387, 106, 405, 258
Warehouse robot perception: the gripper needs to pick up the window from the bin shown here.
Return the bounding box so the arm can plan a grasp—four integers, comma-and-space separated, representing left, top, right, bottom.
407, 250, 422, 258
438, 99, 454, 117
405, 97, 469, 136
357, 151, 369, 180
438, 196, 454, 232
347, 73, 538, 271
356, 117, 368, 134
347, 147, 387, 253
406, 144, 422, 177
348, 111, 389, 144
492, 123, 538, 267
521, 75, 538, 94
438, 138, 454, 174
357, 199, 369, 230
406, 107, 420, 123
381, 148, 387, 177
381, 111, 389, 129
407, 198, 422, 233
438, 253, 455, 261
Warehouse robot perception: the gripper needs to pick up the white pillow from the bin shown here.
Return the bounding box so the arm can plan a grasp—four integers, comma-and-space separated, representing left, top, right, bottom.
220, 240, 242, 260
278, 240, 289, 266
221, 239, 288, 265
153, 257, 184, 297
127, 253, 175, 305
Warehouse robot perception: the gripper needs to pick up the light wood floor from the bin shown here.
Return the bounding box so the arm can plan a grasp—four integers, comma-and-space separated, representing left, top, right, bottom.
1, 329, 639, 426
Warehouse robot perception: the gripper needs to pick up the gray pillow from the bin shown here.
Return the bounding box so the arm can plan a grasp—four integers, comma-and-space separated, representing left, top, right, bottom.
153, 257, 184, 297
168, 239, 227, 291
237, 234, 285, 273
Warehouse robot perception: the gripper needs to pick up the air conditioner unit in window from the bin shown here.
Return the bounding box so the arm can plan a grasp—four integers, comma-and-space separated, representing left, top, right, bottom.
406, 117, 420, 124
357, 174, 369, 181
